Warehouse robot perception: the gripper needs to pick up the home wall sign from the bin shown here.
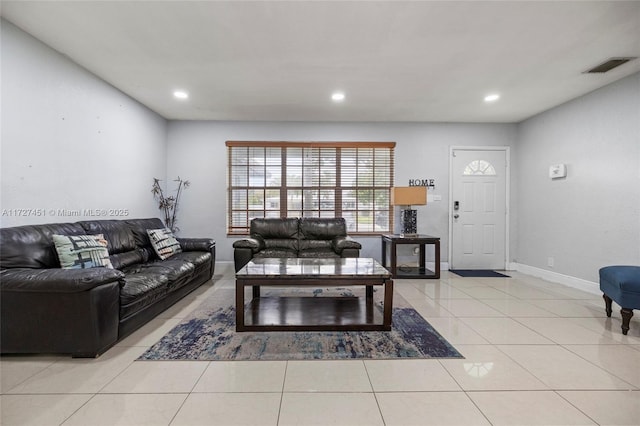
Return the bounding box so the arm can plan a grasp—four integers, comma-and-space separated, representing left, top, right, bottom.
408, 179, 435, 189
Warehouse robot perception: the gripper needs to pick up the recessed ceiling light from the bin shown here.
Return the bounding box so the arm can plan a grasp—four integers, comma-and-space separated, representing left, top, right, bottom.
173, 90, 189, 99
484, 94, 500, 102
331, 92, 345, 102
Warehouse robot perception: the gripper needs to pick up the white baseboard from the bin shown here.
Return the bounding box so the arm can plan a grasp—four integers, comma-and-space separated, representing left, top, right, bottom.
426, 262, 449, 271
513, 263, 600, 295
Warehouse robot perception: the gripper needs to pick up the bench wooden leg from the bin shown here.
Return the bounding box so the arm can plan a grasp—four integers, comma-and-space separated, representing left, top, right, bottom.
603, 294, 613, 317
621, 308, 634, 335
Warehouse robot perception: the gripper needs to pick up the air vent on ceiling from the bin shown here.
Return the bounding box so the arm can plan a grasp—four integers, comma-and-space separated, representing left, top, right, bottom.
584, 57, 636, 73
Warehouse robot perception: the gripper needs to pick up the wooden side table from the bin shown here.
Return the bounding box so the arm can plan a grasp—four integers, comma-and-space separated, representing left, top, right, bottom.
381, 234, 440, 279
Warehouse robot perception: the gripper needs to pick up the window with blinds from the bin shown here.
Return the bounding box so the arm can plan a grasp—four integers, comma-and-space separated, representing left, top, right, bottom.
226, 141, 396, 235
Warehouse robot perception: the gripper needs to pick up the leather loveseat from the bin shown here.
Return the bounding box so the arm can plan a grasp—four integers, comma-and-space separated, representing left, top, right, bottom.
0, 218, 215, 357
232, 217, 361, 272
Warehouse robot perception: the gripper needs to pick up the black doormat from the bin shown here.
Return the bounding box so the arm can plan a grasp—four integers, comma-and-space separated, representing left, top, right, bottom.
449, 270, 510, 278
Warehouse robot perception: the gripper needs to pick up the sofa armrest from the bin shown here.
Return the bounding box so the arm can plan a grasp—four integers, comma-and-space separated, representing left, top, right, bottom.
176, 237, 216, 279
232, 236, 265, 253
0, 268, 125, 293
332, 236, 362, 253
177, 237, 215, 253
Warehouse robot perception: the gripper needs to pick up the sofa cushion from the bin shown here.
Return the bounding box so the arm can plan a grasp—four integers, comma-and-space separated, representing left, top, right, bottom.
264, 238, 299, 252
0, 222, 86, 269
109, 249, 145, 271
298, 248, 340, 258
52, 234, 113, 269
254, 249, 298, 259
170, 252, 212, 280
170, 251, 211, 269
147, 228, 182, 260
251, 218, 299, 240
122, 260, 195, 292
298, 238, 333, 252
120, 273, 170, 319
299, 218, 348, 252
299, 217, 347, 239
77, 220, 137, 254
125, 218, 166, 249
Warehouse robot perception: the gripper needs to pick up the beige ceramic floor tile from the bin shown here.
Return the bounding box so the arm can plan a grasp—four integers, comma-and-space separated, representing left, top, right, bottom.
441, 277, 488, 288
528, 299, 608, 318
426, 317, 490, 344
412, 281, 475, 299
460, 317, 555, 344
436, 299, 506, 317
514, 317, 620, 344
101, 360, 208, 393
0, 394, 92, 426
548, 285, 602, 300
62, 393, 187, 426
498, 345, 635, 390
376, 391, 490, 425
192, 360, 286, 392
459, 286, 514, 299
279, 392, 383, 426
364, 359, 461, 391
481, 298, 558, 317
439, 345, 548, 391
558, 390, 640, 426
564, 344, 640, 388
6, 346, 145, 394
498, 284, 563, 299
566, 316, 640, 343
284, 360, 372, 392
409, 298, 455, 317
0, 355, 62, 393
396, 283, 437, 301
171, 393, 281, 426
468, 390, 596, 425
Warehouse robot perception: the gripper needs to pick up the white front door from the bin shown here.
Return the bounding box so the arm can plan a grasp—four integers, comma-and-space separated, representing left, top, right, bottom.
450, 148, 508, 270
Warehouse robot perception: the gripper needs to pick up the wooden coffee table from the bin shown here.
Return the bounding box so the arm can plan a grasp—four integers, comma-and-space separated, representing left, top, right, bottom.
235, 258, 393, 332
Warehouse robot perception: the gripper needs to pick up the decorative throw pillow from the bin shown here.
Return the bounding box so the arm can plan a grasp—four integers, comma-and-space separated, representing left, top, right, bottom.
52, 234, 113, 269
147, 228, 182, 260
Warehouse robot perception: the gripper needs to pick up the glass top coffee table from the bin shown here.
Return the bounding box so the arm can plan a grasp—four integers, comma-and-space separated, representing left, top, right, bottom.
235, 258, 394, 332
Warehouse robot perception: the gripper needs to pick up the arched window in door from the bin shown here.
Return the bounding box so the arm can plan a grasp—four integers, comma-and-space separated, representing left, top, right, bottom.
463, 159, 496, 176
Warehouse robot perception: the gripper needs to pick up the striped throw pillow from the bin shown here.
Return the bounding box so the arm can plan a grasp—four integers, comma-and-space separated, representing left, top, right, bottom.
147, 228, 182, 260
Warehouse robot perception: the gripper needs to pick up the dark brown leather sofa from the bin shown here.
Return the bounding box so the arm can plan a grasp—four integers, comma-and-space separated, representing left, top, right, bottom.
0, 218, 215, 357
232, 217, 361, 272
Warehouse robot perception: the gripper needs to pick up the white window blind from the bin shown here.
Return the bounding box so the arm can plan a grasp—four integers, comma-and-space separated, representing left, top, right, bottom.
226, 141, 395, 235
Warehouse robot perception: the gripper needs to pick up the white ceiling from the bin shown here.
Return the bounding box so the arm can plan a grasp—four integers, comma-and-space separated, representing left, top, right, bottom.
2, 1, 639, 123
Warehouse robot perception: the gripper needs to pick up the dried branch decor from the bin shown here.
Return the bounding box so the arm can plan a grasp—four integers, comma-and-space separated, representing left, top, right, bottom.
151, 177, 190, 233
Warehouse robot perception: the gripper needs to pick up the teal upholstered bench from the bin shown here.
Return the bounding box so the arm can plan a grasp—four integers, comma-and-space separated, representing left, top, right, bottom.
599, 265, 640, 335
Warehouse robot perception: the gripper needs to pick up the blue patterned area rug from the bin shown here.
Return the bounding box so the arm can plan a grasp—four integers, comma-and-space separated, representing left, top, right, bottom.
138, 287, 463, 361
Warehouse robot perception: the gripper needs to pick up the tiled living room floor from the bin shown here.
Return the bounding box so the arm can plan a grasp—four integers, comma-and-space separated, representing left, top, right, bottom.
1, 264, 639, 425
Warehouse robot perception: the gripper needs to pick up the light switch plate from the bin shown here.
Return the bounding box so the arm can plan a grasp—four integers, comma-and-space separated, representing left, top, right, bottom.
549, 164, 567, 179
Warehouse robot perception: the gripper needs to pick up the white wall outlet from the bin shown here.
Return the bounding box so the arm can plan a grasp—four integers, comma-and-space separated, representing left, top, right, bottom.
547, 257, 554, 267
413, 247, 420, 255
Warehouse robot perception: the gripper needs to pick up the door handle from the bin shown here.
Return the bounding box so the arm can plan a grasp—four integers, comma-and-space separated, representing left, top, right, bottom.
453, 214, 459, 219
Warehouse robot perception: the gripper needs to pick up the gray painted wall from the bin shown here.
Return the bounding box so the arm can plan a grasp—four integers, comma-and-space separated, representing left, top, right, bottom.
165, 121, 518, 263
3, 19, 637, 287
0, 21, 167, 227
516, 72, 640, 283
